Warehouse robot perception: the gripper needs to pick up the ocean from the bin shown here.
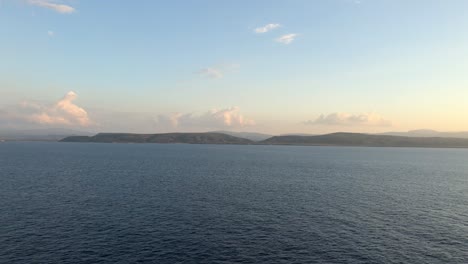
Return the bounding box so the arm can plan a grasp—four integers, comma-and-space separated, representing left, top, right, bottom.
1, 142, 467, 263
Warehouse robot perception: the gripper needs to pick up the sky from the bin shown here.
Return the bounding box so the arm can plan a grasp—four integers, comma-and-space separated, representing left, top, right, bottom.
1, 0, 468, 134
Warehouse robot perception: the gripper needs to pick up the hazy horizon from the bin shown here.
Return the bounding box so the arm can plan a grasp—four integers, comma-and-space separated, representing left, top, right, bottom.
2, 0, 468, 134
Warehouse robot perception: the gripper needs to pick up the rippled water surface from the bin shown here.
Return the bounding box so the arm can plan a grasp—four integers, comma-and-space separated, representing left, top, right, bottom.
1, 142, 467, 263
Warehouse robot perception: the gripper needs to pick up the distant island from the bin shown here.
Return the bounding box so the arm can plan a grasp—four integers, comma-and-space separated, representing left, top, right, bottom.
60, 132, 253, 144
261, 132, 468, 148
60, 132, 468, 148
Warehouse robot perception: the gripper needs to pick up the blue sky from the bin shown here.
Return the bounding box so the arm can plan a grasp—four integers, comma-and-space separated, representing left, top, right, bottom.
1, 0, 468, 133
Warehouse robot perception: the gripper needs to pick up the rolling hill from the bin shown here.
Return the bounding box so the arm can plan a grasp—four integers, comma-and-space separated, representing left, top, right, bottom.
260, 132, 468, 148
61, 132, 253, 144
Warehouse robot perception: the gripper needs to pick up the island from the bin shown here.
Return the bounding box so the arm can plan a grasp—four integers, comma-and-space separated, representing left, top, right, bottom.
60, 132, 253, 144
59, 132, 468, 148
261, 132, 468, 148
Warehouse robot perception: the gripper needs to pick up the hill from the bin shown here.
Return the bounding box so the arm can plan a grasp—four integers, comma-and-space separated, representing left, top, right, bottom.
60, 132, 253, 144
260, 132, 468, 148
60, 132, 468, 148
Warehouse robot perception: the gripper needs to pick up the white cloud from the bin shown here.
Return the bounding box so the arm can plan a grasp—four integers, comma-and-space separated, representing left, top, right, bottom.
304, 112, 391, 127
1, 96, 252, 132
0, 91, 92, 128
28, 0, 75, 14
254, 23, 281, 33
155, 107, 255, 130
156, 113, 183, 128
276, 33, 298, 44
197, 67, 223, 79
47, 30, 54, 37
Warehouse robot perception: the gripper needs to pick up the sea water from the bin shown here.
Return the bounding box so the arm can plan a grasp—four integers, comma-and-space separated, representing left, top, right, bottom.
1, 142, 467, 263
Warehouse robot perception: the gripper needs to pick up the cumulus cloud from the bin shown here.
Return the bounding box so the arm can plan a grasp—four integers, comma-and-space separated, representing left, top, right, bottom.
156, 113, 183, 128
0, 91, 92, 128
254, 23, 281, 33
304, 112, 391, 127
155, 107, 255, 130
28, 0, 75, 14
276, 33, 298, 44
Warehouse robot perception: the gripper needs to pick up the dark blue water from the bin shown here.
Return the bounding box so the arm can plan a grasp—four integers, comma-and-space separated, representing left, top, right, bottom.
1, 142, 467, 263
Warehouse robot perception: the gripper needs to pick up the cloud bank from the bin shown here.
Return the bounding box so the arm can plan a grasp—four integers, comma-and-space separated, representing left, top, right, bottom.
156, 107, 255, 130
254, 23, 281, 33
0, 91, 92, 128
304, 112, 391, 127
27, 0, 75, 14
0, 91, 253, 132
